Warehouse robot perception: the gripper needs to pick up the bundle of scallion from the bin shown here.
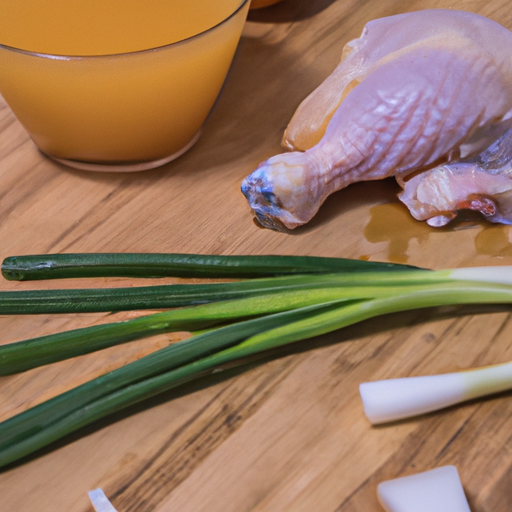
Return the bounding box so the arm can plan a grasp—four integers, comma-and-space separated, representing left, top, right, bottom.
0, 252, 512, 470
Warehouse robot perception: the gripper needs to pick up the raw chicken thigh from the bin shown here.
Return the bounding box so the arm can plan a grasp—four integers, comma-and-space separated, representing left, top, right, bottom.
242, 10, 512, 230
400, 125, 512, 227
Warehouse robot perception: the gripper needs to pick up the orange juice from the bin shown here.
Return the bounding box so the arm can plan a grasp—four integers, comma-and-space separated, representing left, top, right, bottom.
0, 0, 250, 170
250, 0, 285, 8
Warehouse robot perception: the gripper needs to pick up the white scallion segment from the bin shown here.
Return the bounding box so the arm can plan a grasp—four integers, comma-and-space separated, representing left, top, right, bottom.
377, 466, 472, 512
360, 373, 466, 424
88, 489, 119, 512
449, 266, 512, 285
360, 361, 512, 424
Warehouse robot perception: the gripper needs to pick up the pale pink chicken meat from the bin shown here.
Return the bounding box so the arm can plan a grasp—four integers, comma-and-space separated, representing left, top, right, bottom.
241, 10, 512, 230
399, 125, 512, 227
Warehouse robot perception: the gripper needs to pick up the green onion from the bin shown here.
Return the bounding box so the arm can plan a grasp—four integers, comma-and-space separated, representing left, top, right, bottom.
0, 301, 345, 466
0, 288, 357, 374
1, 252, 421, 281
1, 252, 512, 470
2, 280, 512, 468
0, 278, 457, 373
0, 271, 444, 315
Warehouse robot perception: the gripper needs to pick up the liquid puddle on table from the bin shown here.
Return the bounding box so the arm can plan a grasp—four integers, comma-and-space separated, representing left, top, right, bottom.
364, 202, 512, 263
474, 224, 512, 257
363, 202, 432, 264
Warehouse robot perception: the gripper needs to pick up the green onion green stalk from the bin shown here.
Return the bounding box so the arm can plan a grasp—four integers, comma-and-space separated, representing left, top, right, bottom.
0, 272, 436, 315
1, 252, 512, 469
1, 252, 421, 280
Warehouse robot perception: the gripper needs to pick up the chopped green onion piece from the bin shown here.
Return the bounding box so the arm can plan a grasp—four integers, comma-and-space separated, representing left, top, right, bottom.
377, 466, 471, 512
88, 489, 119, 512
360, 359, 512, 424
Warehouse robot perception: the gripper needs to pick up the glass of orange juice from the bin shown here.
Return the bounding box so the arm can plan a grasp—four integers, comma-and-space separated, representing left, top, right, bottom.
0, 0, 250, 171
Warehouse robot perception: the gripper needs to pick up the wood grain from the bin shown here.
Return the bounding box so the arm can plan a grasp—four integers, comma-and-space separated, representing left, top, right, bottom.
1, 0, 512, 511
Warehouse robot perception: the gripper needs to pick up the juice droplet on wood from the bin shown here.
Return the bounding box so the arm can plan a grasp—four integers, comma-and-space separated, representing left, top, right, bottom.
363, 202, 432, 264
475, 225, 512, 257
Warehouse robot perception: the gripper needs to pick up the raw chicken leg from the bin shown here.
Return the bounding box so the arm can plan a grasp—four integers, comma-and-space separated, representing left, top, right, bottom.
399, 125, 512, 227
242, 10, 512, 230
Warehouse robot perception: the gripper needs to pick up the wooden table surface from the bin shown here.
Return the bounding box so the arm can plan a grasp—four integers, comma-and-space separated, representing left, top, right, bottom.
2, 0, 512, 510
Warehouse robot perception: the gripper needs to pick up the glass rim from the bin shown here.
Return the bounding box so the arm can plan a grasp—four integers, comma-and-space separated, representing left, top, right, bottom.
0, 0, 250, 60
